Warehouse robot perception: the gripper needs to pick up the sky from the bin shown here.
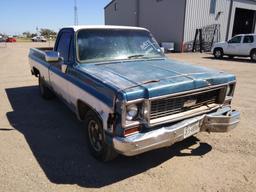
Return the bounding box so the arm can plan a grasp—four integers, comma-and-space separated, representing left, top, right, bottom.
0, 0, 110, 35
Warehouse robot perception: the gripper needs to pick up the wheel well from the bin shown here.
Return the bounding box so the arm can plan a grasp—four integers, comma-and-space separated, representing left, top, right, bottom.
214, 47, 223, 52
250, 48, 256, 55
77, 100, 102, 121
33, 67, 40, 77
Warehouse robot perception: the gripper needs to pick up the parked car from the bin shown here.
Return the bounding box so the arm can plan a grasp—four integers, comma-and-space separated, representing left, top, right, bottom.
31, 36, 47, 42
0, 37, 5, 42
29, 26, 240, 161
212, 34, 256, 61
6, 37, 16, 42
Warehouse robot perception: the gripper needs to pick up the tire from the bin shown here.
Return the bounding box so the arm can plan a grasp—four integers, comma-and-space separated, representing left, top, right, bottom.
213, 48, 223, 59
84, 110, 118, 161
39, 75, 54, 99
250, 50, 256, 62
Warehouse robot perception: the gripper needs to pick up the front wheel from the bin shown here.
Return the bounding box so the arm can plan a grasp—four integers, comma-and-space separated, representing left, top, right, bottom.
84, 110, 118, 161
250, 50, 256, 62
213, 48, 223, 59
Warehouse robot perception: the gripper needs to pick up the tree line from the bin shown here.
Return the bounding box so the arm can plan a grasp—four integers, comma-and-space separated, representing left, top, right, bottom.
22, 28, 57, 39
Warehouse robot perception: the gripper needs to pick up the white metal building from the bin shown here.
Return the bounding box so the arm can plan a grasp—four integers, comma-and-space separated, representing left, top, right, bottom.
105, 0, 256, 52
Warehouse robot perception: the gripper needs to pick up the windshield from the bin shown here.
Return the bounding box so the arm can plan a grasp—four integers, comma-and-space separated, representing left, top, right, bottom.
77, 29, 164, 63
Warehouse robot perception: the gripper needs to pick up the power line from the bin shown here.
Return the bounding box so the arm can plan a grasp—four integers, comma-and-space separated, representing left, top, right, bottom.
74, 0, 78, 25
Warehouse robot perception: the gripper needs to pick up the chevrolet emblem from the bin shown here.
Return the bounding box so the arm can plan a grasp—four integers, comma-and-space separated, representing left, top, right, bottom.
183, 99, 197, 108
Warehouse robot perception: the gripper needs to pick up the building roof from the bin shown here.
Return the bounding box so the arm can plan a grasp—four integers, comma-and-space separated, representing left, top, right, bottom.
64, 25, 147, 31
104, 0, 116, 9
104, 0, 256, 10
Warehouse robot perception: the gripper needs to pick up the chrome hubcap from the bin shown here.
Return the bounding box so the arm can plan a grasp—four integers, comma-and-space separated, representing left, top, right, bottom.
88, 120, 103, 152
215, 50, 221, 57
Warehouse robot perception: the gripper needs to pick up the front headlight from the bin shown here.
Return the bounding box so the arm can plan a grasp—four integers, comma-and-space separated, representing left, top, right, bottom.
126, 104, 139, 121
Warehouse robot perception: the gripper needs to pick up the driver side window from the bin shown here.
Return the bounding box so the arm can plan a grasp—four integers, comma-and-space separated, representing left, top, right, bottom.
228, 36, 242, 44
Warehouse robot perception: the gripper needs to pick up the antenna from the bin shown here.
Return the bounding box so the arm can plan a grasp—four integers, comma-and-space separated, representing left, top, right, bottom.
74, 0, 78, 25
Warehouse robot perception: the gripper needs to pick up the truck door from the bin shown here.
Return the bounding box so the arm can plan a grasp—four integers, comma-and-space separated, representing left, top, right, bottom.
240, 35, 254, 56
49, 30, 73, 103
225, 35, 242, 55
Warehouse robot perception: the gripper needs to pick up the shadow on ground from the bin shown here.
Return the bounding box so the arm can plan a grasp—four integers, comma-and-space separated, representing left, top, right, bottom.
5, 86, 212, 188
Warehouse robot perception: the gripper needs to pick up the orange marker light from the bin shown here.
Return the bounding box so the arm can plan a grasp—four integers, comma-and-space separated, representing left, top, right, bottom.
124, 127, 139, 136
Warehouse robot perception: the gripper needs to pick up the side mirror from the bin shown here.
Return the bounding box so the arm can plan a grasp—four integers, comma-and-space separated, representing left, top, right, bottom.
45, 51, 60, 62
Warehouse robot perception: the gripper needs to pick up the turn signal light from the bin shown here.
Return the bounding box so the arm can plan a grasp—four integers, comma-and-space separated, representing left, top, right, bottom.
124, 127, 139, 136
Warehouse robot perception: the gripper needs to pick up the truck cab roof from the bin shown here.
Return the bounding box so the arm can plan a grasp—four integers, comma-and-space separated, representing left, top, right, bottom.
63, 25, 148, 32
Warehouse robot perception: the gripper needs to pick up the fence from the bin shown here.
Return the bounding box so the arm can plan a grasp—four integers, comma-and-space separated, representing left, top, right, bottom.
183, 24, 221, 52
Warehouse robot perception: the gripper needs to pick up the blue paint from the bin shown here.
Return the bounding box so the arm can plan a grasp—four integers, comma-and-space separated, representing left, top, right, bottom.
79, 58, 236, 101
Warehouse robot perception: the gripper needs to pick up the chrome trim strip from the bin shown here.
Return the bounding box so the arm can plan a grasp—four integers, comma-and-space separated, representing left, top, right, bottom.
148, 82, 234, 101
149, 104, 220, 127
126, 98, 145, 104
150, 86, 223, 101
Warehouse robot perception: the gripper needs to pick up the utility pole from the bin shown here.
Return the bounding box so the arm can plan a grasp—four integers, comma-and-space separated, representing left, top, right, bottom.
74, 0, 79, 26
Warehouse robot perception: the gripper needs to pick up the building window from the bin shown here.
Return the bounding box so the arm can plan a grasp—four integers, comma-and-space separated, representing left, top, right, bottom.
210, 0, 217, 14
114, 2, 118, 11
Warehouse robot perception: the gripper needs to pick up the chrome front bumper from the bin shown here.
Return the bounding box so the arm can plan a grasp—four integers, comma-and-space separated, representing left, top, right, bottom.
113, 106, 240, 156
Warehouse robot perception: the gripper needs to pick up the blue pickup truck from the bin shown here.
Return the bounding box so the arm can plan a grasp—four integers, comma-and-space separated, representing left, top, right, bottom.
29, 25, 240, 161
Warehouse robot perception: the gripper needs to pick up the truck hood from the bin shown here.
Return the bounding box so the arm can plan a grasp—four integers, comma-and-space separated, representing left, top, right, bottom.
79, 58, 235, 101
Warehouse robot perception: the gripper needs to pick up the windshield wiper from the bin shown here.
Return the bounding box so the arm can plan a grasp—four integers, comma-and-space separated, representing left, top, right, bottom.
127, 54, 146, 59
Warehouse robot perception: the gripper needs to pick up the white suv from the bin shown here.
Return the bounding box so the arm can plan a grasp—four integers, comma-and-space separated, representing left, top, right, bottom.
31, 36, 47, 42
212, 34, 256, 62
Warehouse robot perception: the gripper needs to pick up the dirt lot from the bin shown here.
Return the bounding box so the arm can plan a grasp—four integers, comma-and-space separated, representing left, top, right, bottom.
0, 43, 255, 192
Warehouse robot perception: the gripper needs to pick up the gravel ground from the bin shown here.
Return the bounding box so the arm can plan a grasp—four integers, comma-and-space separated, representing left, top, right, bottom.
0, 43, 255, 192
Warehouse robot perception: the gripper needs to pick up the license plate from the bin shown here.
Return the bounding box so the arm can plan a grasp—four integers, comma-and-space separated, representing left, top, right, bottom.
184, 121, 200, 139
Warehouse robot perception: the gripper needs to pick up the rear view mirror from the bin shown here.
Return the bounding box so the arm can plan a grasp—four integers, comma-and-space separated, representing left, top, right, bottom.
45, 51, 60, 62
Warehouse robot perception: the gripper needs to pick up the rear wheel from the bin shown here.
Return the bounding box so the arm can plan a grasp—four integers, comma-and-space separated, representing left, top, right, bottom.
39, 75, 54, 99
84, 110, 118, 161
250, 50, 256, 62
213, 48, 223, 59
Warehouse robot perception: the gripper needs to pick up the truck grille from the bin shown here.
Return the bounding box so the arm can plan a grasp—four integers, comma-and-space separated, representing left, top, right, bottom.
150, 89, 221, 120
